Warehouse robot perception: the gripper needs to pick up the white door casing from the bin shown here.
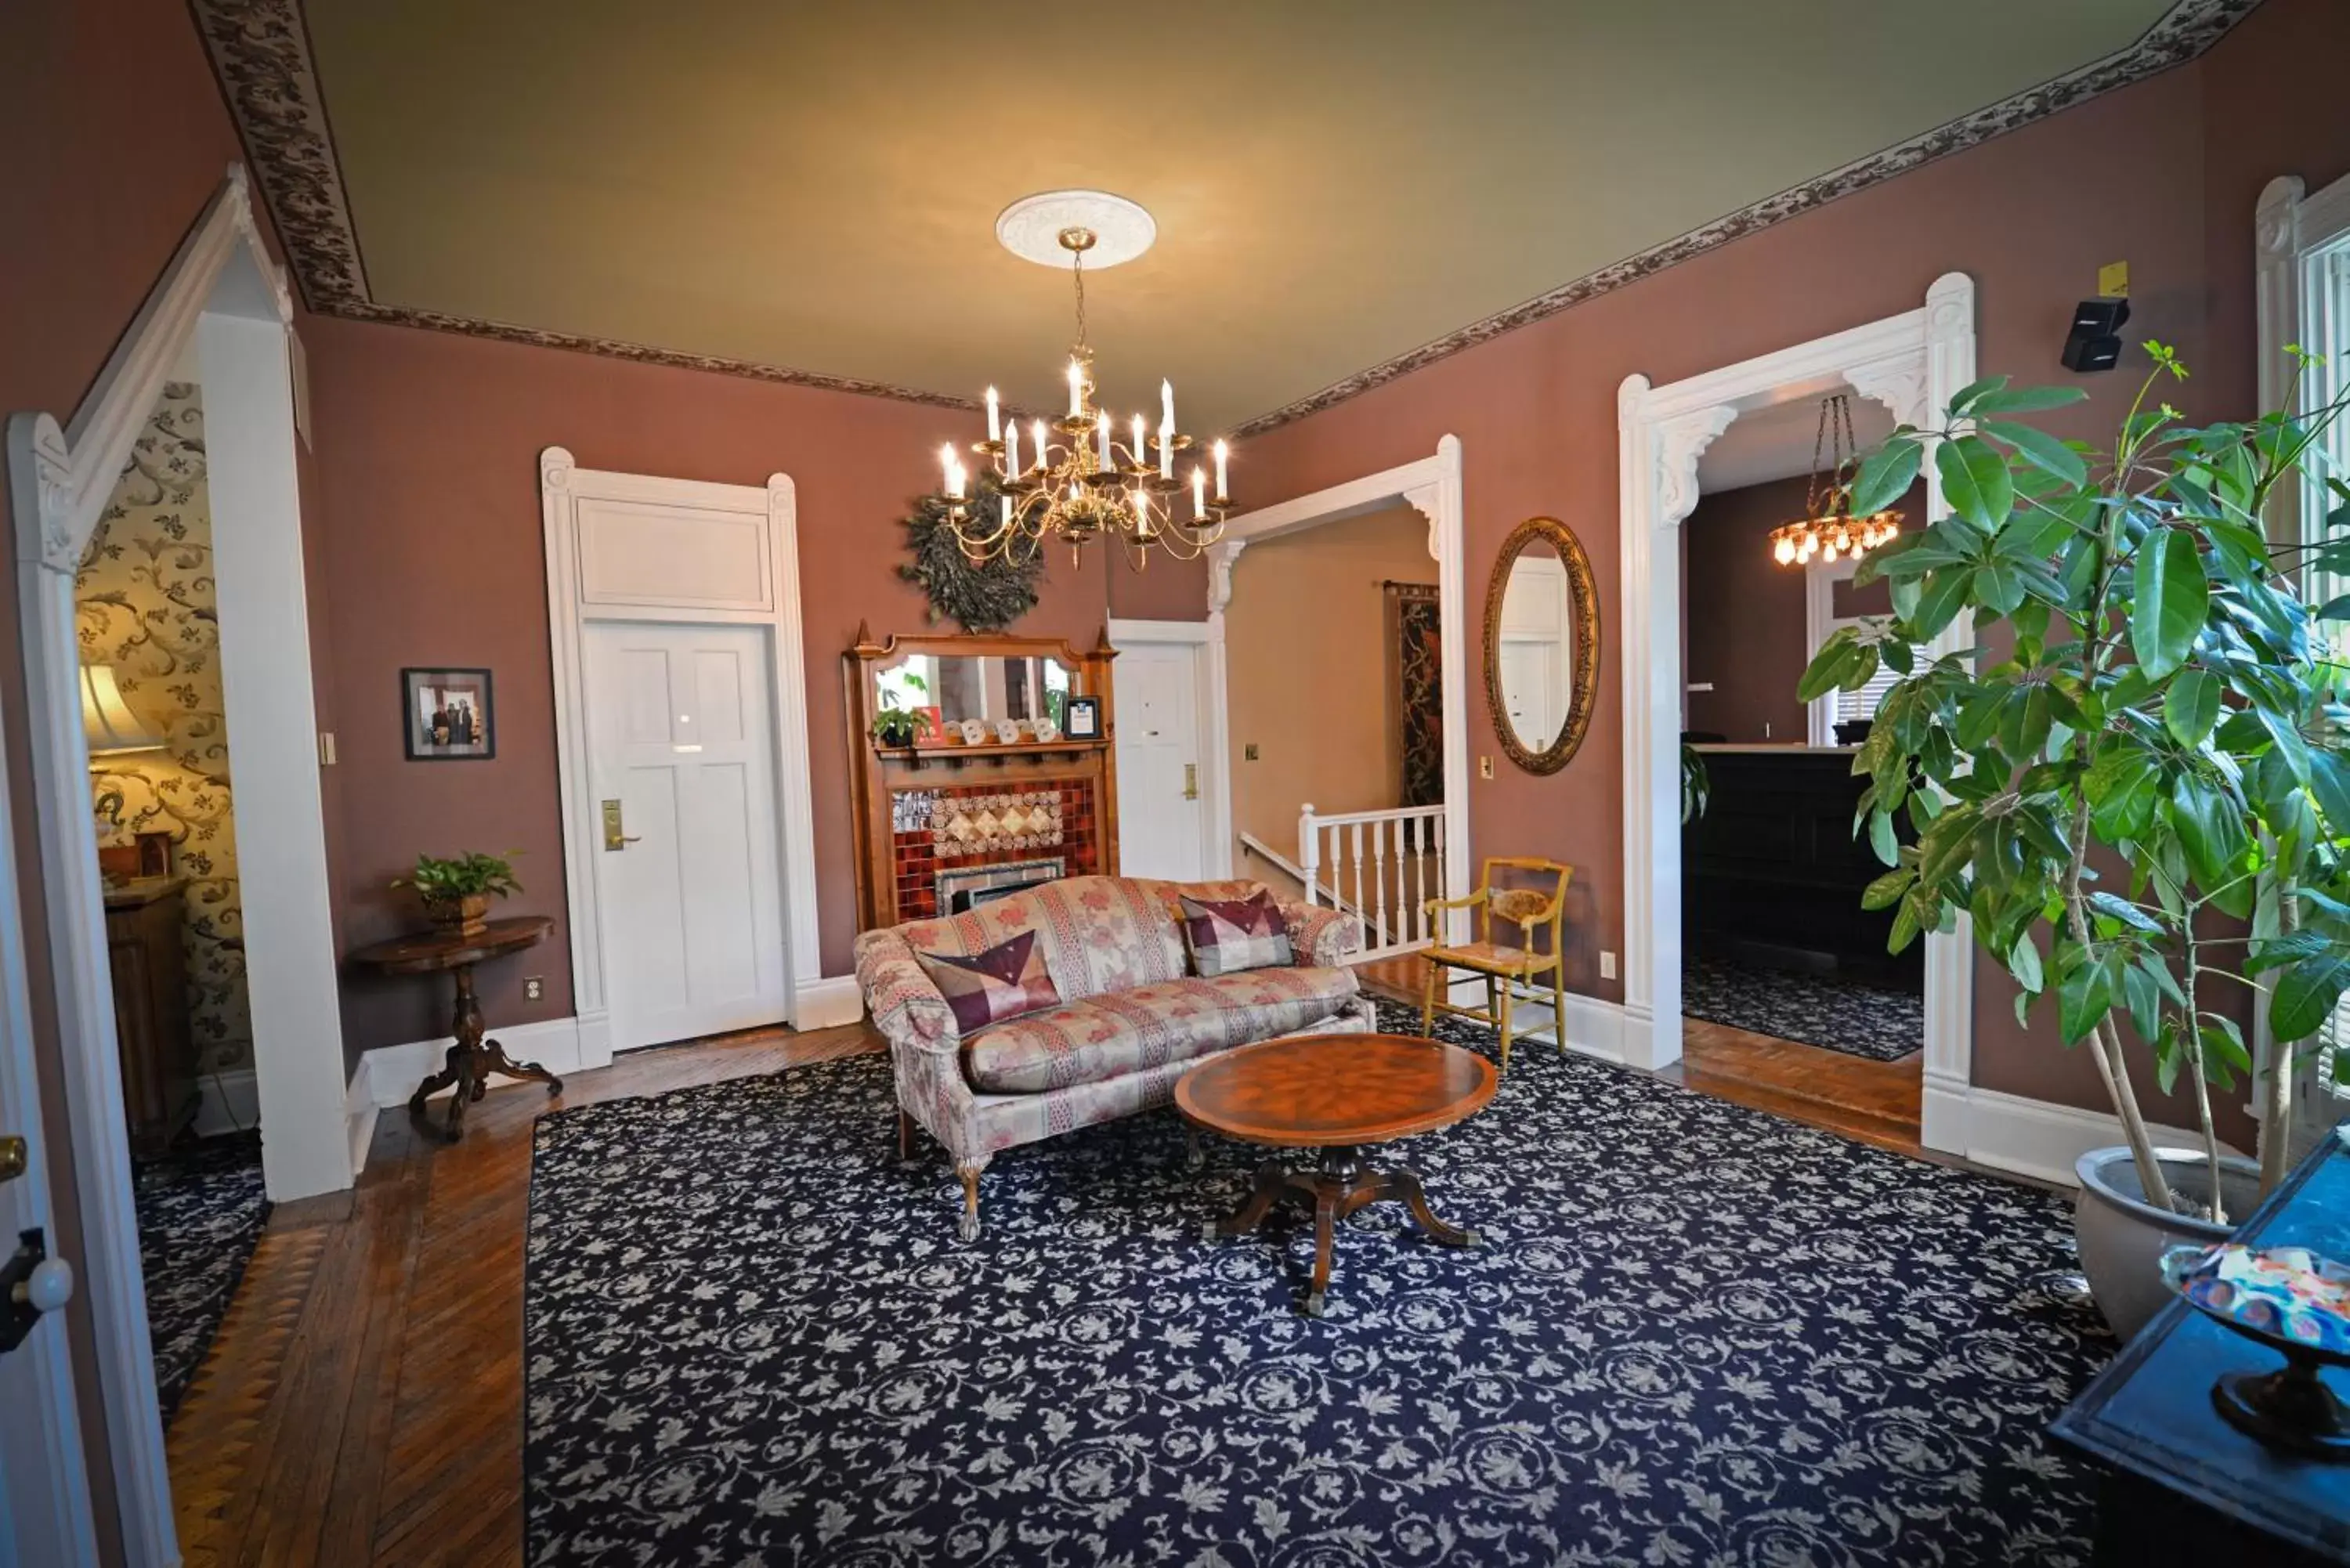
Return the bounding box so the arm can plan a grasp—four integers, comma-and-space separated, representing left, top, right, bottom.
1112, 634, 1209, 880
1616, 274, 1976, 1122
1206, 437, 1472, 941
585, 623, 789, 1050
5, 166, 348, 1568
542, 452, 851, 1051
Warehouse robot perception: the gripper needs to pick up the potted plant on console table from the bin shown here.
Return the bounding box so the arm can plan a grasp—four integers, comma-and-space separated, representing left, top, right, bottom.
1799, 345, 2350, 1338
392, 849, 523, 939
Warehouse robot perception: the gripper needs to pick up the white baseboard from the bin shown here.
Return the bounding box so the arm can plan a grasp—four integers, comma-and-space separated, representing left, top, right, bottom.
1494, 988, 1627, 1065
363, 1015, 586, 1109
794, 974, 865, 1030
192, 1067, 260, 1138
344, 1056, 378, 1176
1923, 1079, 2244, 1188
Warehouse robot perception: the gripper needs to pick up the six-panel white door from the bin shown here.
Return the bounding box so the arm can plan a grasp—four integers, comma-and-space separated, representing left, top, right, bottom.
584, 622, 789, 1051
1115, 641, 1207, 880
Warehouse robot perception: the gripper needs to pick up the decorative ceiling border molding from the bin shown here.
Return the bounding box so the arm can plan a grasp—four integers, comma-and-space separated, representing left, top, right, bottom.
186, 0, 978, 412
1228, 0, 2263, 437
193, 0, 2258, 429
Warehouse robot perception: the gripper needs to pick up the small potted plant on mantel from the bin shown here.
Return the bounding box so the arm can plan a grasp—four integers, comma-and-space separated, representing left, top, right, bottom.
870, 673, 938, 750
392, 850, 523, 938
1800, 344, 2350, 1338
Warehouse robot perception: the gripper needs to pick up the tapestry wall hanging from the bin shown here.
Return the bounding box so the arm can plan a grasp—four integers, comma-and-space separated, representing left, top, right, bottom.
898, 477, 1044, 632
1389, 582, 1443, 807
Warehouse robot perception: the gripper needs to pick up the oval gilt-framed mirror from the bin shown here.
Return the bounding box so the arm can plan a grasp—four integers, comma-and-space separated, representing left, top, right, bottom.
1483, 516, 1600, 775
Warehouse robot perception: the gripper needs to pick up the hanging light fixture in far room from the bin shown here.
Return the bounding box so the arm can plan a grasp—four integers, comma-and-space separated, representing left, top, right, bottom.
80, 663, 167, 757
933, 190, 1231, 569
1768, 393, 1902, 567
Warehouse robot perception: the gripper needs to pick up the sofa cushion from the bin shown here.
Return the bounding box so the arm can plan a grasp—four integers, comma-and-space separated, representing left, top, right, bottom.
913, 929, 1061, 1035
963, 965, 1361, 1094
897, 876, 1186, 1006
1177, 889, 1292, 976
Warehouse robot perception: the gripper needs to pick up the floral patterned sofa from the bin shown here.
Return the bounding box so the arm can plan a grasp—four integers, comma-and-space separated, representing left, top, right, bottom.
853, 874, 1373, 1237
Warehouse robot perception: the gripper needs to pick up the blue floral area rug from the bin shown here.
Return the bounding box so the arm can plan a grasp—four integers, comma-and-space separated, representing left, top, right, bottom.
524, 1006, 2110, 1566
1683, 957, 1925, 1063
133, 1132, 269, 1424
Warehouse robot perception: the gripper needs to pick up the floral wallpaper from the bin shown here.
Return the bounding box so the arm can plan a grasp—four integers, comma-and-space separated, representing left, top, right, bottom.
78, 381, 254, 1075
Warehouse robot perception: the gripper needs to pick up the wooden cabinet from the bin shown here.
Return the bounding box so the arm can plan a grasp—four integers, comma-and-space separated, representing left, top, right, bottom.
105, 876, 197, 1156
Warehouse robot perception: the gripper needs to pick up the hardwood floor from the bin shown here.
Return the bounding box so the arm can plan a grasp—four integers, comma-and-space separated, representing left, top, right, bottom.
1351, 953, 1925, 1155
164, 1021, 880, 1568
170, 963, 1928, 1565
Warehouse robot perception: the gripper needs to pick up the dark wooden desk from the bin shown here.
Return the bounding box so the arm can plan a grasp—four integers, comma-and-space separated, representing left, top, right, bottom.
2052, 1131, 2350, 1564
348, 916, 561, 1143
105, 876, 197, 1155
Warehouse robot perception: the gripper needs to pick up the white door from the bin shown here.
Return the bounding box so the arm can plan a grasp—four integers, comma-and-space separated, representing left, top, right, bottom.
0, 762, 98, 1566
584, 622, 790, 1051
1115, 641, 1208, 880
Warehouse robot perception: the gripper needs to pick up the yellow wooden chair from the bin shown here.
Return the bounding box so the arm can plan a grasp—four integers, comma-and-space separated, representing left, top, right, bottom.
1419, 858, 1571, 1072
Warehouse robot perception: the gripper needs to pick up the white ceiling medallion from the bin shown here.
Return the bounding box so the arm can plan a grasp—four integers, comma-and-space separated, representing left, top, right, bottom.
995, 190, 1156, 269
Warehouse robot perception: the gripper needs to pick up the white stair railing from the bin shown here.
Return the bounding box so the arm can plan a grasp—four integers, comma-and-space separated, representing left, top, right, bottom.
1298, 802, 1447, 963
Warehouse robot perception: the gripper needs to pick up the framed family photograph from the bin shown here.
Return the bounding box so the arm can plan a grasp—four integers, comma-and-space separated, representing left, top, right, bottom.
1063, 695, 1102, 740
403, 667, 496, 761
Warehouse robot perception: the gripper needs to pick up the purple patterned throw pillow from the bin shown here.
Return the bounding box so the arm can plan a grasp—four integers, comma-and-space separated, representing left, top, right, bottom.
913, 929, 1061, 1034
1178, 890, 1294, 977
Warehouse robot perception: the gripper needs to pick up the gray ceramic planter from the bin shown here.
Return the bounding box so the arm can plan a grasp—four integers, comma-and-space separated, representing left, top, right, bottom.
2073, 1145, 2263, 1340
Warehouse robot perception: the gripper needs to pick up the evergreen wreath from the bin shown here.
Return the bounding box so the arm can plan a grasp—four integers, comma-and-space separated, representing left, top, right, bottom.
896, 476, 1043, 632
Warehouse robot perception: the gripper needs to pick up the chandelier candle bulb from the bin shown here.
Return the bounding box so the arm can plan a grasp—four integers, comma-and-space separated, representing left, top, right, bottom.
1097, 410, 1112, 468
1191, 464, 1206, 518
985, 386, 1000, 442
1132, 413, 1147, 469
1158, 417, 1174, 478
1213, 439, 1229, 501
1003, 418, 1020, 476
941, 443, 964, 500
1068, 359, 1083, 417
1160, 379, 1175, 437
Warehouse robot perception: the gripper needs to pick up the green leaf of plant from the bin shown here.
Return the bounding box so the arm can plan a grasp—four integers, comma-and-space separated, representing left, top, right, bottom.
2085, 744, 2162, 842
1969, 385, 2091, 416
2059, 959, 2113, 1046
2163, 667, 2220, 747
2270, 952, 2350, 1042
1946, 376, 2008, 418
2129, 528, 2209, 679
2006, 933, 2044, 995
2086, 891, 2164, 934
1849, 438, 1924, 518
1936, 435, 2016, 533
1868, 808, 1899, 868
1981, 419, 2088, 487
2121, 959, 2161, 1042
1861, 866, 1914, 911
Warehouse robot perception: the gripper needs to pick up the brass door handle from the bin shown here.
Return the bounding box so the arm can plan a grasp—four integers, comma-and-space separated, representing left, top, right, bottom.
601, 799, 642, 851
0, 1135, 24, 1184
1182, 763, 1199, 800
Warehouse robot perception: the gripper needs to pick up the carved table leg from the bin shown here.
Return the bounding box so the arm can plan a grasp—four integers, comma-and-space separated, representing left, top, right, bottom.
407, 1041, 467, 1143
1391, 1167, 1478, 1247
1202, 1159, 1290, 1241
479, 1037, 563, 1097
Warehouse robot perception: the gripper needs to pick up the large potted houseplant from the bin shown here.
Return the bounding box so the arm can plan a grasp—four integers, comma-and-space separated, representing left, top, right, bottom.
1799, 344, 2350, 1337
392, 849, 523, 938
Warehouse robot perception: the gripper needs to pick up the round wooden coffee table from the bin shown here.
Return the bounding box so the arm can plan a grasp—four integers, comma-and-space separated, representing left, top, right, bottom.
1176, 1031, 1497, 1316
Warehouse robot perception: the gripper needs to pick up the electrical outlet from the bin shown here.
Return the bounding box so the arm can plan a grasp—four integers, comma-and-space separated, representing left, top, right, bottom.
317, 731, 337, 766
1245, 742, 1260, 761
1599, 951, 1618, 981
1478, 755, 1495, 780
523, 976, 544, 1002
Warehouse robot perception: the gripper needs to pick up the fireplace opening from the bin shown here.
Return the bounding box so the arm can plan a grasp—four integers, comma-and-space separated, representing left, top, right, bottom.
938, 857, 1065, 916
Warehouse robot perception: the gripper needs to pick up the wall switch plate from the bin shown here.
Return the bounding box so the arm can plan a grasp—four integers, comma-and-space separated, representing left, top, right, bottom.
317, 731, 337, 766
1479, 755, 1495, 780
523, 977, 544, 1001
1244, 742, 1259, 761
1599, 950, 1617, 980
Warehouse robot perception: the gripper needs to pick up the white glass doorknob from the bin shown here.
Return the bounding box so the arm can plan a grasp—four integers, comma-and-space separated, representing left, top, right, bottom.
17, 1255, 72, 1313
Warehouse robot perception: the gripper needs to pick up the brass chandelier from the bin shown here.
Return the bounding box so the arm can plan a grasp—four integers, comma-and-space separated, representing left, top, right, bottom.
937, 216, 1228, 568
1769, 394, 1900, 566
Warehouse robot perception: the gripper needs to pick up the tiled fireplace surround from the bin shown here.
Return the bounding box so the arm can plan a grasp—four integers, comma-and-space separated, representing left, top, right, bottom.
888, 778, 1101, 923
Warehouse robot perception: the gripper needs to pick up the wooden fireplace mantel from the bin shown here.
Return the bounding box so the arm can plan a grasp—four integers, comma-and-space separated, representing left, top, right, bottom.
844, 623, 1121, 931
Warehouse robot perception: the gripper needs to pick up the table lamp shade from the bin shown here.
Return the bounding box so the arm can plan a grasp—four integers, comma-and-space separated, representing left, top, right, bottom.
81, 664, 165, 757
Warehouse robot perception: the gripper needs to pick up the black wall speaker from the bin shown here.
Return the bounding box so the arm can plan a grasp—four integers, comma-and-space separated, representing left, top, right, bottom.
2062, 298, 2131, 373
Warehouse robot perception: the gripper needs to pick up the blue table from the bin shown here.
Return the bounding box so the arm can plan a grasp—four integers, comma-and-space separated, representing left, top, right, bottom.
2051, 1130, 2350, 1563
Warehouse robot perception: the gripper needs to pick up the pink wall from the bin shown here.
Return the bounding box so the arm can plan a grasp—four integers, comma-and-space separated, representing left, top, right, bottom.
302, 316, 1115, 1053
1235, 0, 2350, 1136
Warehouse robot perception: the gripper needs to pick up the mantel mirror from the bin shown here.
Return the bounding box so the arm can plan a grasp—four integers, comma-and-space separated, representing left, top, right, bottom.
873, 650, 1076, 733
1484, 515, 1601, 775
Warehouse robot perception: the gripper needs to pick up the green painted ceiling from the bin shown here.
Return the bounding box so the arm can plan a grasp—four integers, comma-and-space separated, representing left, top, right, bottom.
305, 0, 2178, 431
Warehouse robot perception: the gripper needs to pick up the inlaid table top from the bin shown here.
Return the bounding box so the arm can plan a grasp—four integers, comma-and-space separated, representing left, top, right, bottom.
1176, 1031, 1497, 1148
346, 916, 553, 976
